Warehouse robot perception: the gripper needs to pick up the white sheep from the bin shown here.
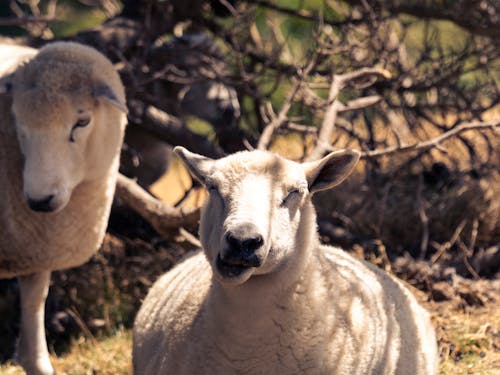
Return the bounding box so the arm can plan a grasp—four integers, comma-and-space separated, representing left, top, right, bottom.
0, 42, 127, 375
133, 147, 438, 375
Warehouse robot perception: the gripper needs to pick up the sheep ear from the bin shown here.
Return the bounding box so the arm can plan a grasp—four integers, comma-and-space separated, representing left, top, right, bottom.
302, 150, 360, 193
94, 84, 128, 114
0, 74, 13, 95
174, 146, 214, 185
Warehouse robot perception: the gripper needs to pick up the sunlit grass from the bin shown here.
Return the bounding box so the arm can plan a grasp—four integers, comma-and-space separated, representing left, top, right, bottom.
1, 303, 498, 374
435, 303, 500, 374
0, 330, 132, 375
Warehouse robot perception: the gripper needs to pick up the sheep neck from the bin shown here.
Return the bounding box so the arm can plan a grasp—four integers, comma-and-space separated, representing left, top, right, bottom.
0, 128, 120, 278
204, 202, 329, 349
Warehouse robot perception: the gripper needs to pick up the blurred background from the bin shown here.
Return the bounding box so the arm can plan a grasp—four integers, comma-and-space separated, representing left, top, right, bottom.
0, 1, 499, 373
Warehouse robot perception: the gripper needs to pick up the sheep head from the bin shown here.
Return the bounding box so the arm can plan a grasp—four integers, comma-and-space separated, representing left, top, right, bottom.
175, 147, 359, 286
2, 42, 127, 213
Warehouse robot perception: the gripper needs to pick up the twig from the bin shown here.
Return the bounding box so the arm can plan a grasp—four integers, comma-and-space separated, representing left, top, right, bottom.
306, 67, 391, 161
417, 174, 429, 260
257, 57, 317, 150
179, 228, 202, 248
337, 95, 383, 112
0, 16, 57, 26
361, 120, 500, 159
458, 240, 481, 280
468, 218, 479, 257
66, 307, 96, 344
115, 173, 200, 238
305, 75, 342, 161
335, 68, 392, 86
283, 122, 318, 134
456, 219, 480, 279
430, 219, 467, 264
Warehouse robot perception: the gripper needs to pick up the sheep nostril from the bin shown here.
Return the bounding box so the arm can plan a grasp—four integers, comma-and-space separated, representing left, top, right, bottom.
226, 232, 264, 252
242, 235, 263, 252
27, 194, 55, 212
226, 232, 240, 249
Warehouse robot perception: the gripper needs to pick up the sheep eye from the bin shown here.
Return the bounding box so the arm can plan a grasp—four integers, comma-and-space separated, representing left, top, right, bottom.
75, 118, 91, 127
281, 189, 300, 206
207, 185, 219, 194
69, 117, 91, 142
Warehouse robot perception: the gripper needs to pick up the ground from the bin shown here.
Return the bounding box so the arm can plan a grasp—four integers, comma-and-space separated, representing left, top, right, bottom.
0, 158, 498, 374
1, 285, 498, 374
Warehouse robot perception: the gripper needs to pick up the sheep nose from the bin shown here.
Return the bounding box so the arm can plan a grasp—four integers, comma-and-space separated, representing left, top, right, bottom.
223, 225, 264, 267
227, 233, 264, 253
27, 194, 55, 212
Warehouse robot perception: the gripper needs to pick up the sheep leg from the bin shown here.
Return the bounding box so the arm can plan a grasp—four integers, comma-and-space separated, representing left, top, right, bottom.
16, 271, 55, 375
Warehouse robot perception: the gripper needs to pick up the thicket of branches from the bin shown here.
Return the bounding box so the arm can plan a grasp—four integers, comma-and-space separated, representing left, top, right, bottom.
2, 0, 499, 277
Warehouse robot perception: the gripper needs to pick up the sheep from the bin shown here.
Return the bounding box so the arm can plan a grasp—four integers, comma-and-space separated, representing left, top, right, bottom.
0, 41, 127, 375
133, 147, 438, 375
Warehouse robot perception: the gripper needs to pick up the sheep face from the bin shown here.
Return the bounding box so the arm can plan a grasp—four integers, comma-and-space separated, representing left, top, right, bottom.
175, 147, 359, 286
6, 43, 127, 213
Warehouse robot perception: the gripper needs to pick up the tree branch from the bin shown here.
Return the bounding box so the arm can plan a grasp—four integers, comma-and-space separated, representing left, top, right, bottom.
306, 67, 391, 161
138, 105, 225, 159
257, 57, 317, 150
115, 173, 200, 238
361, 120, 500, 159
337, 95, 383, 112
0, 16, 57, 26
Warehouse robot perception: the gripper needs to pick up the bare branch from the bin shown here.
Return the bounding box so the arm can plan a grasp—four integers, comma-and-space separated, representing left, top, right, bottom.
115, 173, 200, 238
430, 219, 467, 264
458, 241, 481, 280
138, 105, 225, 159
417, 174, 429, 260
0, 16, 57, 26
283, 123, 318, 134
306, 67, 391, 161
336, 68, 392, 87
338, 95, 383, 113
257, 84, 302, 150
257, 58, 317, 150
361, 120, 500, 159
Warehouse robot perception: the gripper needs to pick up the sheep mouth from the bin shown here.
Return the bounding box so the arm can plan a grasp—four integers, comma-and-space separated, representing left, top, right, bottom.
215, 254, 254, 278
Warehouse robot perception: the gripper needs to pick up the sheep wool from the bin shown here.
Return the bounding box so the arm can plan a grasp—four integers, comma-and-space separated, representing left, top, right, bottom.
0, 41, 127, 375
133, 147, 438, 375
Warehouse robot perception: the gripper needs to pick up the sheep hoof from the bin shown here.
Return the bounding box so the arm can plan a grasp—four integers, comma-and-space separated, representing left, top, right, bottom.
14, 349, 55, 375
16, 359, 55, 375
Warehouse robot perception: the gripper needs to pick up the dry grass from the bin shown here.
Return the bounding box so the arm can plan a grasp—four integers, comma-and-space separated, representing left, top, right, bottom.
1, 301, 498, 374
433, 303, 500, 374
0, 330, 132, 375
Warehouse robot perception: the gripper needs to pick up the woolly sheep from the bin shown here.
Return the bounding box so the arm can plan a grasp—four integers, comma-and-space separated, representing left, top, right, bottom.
133, 147, 438, 375
0, 42, 127, 375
